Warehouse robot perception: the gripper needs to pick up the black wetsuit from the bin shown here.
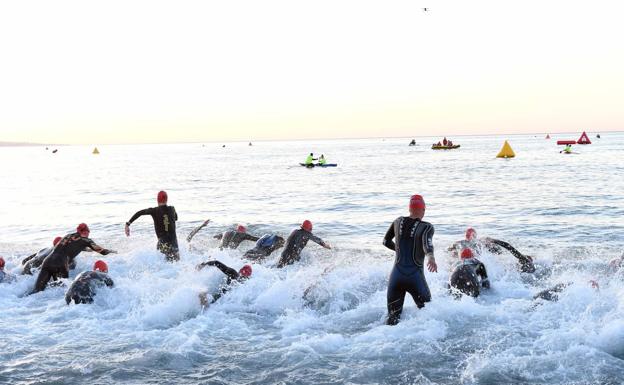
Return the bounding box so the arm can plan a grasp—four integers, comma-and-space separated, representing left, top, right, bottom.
32, 233, 111, 293
198, 260, 247, 302
65, 271, 114, 304
486, 239, 535, 273
21, 247, 54, 275
243, 234, 284, 261
277, 228, 326, 268
214, 230, 259, 250
383, 216, 435, 325
449, 259, 490, 298
127, 205, 179, 261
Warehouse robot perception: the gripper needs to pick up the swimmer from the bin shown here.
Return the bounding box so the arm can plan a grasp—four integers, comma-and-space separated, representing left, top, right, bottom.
383, 195, 438, 325
125, 190, 180, 261
0, 257, 17, 284
21, 236, 62, 275
31, 223, 115, 294
449, 228, 535, 273
276, 220, 331, 268
196, 260, 252, 306
213, 225, 260, 250
448, 248, 490, 298
243, 234, 286, 261
64, 260, 114, 305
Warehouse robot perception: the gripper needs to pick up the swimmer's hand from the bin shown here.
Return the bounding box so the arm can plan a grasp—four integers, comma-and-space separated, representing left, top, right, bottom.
427, 256, 438, 273
322, 242, 331, 250
124, 223, 130, 237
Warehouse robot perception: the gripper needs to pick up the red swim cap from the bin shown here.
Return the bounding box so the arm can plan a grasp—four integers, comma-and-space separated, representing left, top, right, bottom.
53, 236, 62, 246
239, 264, 252, 277
157, 190, 168, 204
409, 195, 426, 209
93, 260, 108, 273
301, 220, 313, 232
460, 248, 474, 259
0, 257, 5, 269
465, 228, 477, 241
237, 225, 247, 233
77, 223, 90, 235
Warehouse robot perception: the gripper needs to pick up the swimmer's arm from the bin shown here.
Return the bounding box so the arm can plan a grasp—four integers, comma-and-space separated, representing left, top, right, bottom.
244, 233, 260, 242
126, 208, 152, 225
383, 223, 396, 251
196, 260, 238, 279
125, 208, 153, 236
85, 239, 114, 255
309, 234, 331, 249
187, 219, 210, 242
424, 225, 437, 272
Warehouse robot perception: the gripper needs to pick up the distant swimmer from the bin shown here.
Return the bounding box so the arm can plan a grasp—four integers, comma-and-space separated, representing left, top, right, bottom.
383, 195, 438, 325
449, 248, 490, 298
196, 260, 252, 306
213, 225, 260, 250
409, 139, 416, 146
65, 260, 114, 305
21, 236, 62, 275
0, 257, 17, 284
243, 234, 286, 261
32, 223, 115, 294
276, 220, 331, 268
449, 228, 535, 273
125, 190, 180, 261
304, 153, 317, 166
318, 154, 327, 165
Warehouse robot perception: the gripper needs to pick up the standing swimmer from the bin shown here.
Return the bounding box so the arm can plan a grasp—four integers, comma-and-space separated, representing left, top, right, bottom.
276, 220, 331, 268
125, 190, 180, 261
65, 260, 114, 305
31, 223, 115, 293
383, 195, 438, 325
196, 260, 252, 306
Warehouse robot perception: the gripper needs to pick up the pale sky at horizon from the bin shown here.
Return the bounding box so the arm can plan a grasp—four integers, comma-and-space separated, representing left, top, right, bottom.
1, 0, 622, 144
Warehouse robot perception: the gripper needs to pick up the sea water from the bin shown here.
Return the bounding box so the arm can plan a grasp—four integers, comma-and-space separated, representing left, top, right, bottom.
0, 133, 623, 384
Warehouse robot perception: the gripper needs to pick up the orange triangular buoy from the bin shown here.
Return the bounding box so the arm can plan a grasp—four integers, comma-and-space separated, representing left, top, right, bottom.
577, 131, 591, 144
92, 147, 100, 154
545, 134, 550, 139
496, 140, 515, 158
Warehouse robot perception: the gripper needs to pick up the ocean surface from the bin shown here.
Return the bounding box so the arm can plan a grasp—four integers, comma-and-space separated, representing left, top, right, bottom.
1, 133, 623, 385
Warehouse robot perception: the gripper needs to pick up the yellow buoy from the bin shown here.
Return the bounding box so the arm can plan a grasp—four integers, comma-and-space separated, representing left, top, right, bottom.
92, 147, 100, 154
496, 140, 515, 158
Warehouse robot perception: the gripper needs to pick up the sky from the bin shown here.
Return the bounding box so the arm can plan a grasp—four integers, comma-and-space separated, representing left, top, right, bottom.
0, 0, 623, 144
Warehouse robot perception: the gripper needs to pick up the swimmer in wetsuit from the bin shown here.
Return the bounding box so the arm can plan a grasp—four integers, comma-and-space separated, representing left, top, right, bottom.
125, 190, 180, 261
196, 260, 252, 306
32, 223, 115, 294
213, 225, 260, 250
0, 257, 17, 284
276, 220, 331, 268
21, 237, 62, 275
449, 248, 490, 298
243, 234, 286, 261
383, 195, 438, 325
65, 260, 114, 305
449, 228, 535, 273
